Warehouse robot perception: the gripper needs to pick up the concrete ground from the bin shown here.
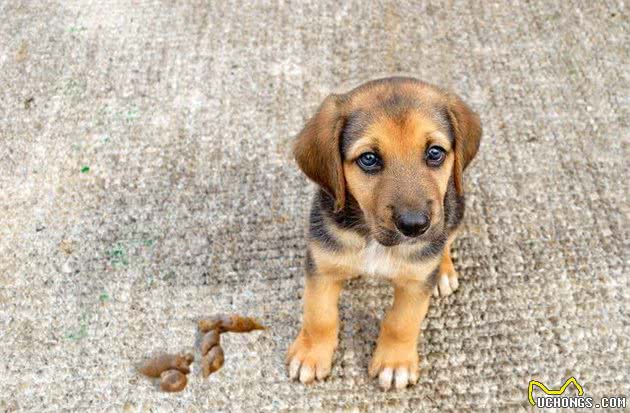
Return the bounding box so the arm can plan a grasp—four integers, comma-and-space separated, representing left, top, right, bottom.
1, 1, 628, 412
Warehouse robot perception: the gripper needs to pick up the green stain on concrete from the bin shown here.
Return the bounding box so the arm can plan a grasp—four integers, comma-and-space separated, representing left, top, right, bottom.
66, 313, 89, 340
125, 109, 140, 122
106, 244, 128, 266
104, 238, 153, 268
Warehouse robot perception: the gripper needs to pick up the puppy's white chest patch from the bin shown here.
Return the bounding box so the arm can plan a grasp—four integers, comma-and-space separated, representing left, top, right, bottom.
361, 241, 398, 278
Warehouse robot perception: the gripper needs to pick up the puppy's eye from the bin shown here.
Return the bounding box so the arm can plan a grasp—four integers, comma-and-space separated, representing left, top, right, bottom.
425, 146, 446, 166
357, 152, 382, 173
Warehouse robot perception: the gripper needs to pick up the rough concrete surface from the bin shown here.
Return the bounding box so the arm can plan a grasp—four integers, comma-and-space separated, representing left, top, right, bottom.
0, 1, 628, 412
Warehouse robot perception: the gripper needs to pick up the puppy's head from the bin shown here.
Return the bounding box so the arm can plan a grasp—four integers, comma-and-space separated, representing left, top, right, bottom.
294, 77, 481, 246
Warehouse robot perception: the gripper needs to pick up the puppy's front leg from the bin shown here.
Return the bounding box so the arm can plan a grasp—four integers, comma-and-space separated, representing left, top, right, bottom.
287, 274, 343, 383
369, 279, 431, 390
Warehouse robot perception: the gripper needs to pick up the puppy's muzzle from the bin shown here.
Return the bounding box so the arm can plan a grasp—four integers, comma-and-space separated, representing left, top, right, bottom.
394, 210, 431, 238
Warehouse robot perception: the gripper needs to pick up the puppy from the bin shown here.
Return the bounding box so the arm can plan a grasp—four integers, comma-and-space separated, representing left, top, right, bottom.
287, 77, 481, 390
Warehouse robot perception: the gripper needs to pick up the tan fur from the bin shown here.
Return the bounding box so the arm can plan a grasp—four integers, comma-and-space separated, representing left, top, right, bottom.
343, 112, 454, 235
439, 232, 459, 278
287, 275, 343, 383
369, 280, 431, 377
439, 236, 456, 276
439, 244, 455, 277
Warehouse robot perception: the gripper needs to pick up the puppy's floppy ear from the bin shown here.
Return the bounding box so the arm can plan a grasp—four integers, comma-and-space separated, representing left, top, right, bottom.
447, 95, 482, 195
293, 94, 346, 212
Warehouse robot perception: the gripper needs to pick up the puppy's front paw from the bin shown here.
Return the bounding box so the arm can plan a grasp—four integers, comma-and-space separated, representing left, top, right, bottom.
369, 339, 419, 390
286, 329, 336, 384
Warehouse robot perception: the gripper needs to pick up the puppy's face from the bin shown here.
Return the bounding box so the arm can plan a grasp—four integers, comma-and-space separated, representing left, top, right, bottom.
294, 78, 481, 247
342, 110, 454, 246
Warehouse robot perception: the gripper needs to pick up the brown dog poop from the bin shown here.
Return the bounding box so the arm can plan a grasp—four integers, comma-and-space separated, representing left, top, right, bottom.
137, 353, 194, 378
137, 314, 264, 392
201, 345, 225, 378
198, 314, 265, 333
160, 369, 188, 392
198, 314, 265, 378
137, 352, 193, 393
200, 329, 221, 355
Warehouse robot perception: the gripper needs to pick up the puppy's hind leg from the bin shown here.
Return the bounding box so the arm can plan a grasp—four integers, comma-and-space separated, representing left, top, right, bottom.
433, 235, 459, 298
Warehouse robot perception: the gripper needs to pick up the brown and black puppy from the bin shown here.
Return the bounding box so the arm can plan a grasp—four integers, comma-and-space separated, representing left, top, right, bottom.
287, 77, 481, 390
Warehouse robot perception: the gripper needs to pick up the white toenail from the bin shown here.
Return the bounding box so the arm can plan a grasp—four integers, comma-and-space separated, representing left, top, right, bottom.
394, 367, 409, 389
379, 367, 393, 389
299, 364, 314, 383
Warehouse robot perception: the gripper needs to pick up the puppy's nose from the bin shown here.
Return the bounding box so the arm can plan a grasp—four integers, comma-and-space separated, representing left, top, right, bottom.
395, 210, 430, 237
